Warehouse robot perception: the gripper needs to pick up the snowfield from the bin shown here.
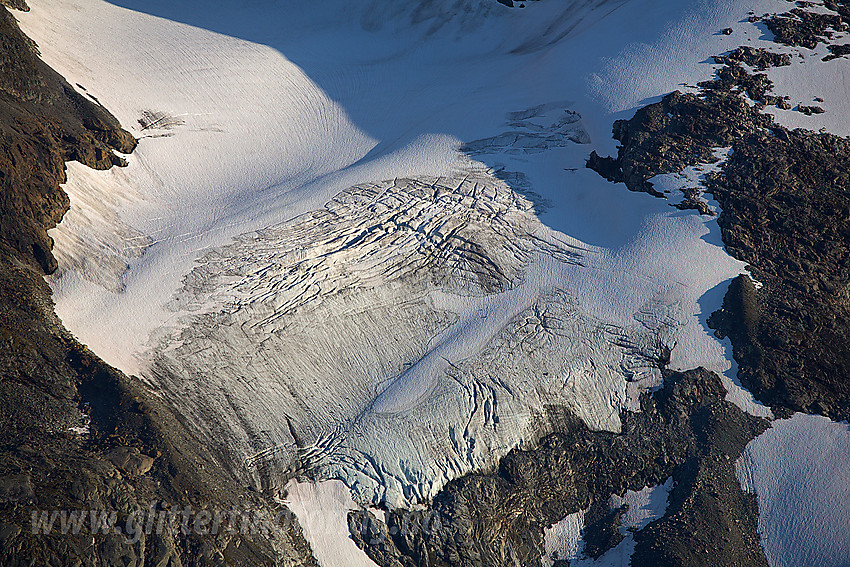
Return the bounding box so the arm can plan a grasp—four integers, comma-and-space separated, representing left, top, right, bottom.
737, 414, 850, 567
15, 0, 850, 565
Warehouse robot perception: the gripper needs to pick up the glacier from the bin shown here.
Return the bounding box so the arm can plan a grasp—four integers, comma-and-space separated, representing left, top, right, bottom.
16, 0, 849, 565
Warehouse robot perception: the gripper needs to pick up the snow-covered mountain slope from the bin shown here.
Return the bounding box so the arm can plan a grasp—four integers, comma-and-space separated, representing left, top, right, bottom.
16, 0, 850, 565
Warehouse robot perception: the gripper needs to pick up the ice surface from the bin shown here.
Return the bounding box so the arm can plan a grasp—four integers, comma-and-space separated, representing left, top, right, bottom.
15, 0, 839, 561
141, 171, 685, 506
18, 0, 787, 386
737, 414, 850, 567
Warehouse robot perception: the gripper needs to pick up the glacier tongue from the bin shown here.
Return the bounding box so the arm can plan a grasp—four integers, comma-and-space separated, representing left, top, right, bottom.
141, 170, 681, 507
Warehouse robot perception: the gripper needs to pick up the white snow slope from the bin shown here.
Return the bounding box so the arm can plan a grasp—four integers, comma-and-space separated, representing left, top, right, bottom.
737, 415, 850, 567
15, 0, 850, 565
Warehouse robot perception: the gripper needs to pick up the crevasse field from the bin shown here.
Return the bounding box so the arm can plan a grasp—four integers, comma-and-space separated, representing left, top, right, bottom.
16, 1, 850, 565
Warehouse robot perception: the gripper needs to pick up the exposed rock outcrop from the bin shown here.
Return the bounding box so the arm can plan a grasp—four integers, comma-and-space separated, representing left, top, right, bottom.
762, 3, 849, 49
587, 32, 850, 421
706, 124, 850, 418
0, 6, 135, 274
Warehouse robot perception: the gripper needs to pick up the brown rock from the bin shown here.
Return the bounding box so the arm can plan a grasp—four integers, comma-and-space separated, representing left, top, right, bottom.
104, 447, 156, 476
0, 521, 21, 545
0, 474, 34, 503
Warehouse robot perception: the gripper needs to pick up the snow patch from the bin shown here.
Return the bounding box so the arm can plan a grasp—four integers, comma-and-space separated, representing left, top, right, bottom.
284, 479, 379, 567
647, 149, 773, 419
543, 478, 673, 567
736, 414, 850, 567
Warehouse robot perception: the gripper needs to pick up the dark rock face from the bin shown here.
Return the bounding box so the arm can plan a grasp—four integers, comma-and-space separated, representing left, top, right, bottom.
0, 1, 29, 12
706, 126, 850, 419
495, 0, 538, 7
760, 0, 850, 63
0, 475, 34, 505
580, 501, 626, 560
825, 42, 850, 60
763, 4, 849, 49
712, 46, 791, 71
629, 387, 767, 567
349, 368, 769, 567
797, 104, 824, 114
586, 150, 622, 183
0, 7, 135, 274
0, 6, 317, 566
587, 88, 771, 199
